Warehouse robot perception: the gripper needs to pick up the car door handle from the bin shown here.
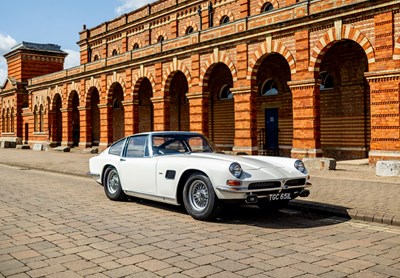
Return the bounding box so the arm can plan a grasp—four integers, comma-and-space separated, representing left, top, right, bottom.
120, 158, 126, 162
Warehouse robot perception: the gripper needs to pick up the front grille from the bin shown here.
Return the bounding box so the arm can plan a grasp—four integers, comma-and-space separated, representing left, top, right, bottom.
285, 178, 306, 187
248, 181, 281, 190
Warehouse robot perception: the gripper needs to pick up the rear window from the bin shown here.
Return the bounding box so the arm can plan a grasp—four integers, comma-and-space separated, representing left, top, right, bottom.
108, 139, 125, 156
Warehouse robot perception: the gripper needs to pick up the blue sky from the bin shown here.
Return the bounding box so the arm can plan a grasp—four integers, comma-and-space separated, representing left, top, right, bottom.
0, 0, 155, 85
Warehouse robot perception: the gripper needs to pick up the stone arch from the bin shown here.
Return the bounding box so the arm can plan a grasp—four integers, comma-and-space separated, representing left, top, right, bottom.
216, 10, 235, 25
249, 38, 296, 80
309, 24, 375, 75
162, 59, 192, 94
257, 0, 279, 10
200, 51, 237, 88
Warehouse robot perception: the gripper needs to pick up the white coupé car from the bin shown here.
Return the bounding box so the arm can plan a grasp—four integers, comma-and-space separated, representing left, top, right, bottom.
88, 131, 311, 220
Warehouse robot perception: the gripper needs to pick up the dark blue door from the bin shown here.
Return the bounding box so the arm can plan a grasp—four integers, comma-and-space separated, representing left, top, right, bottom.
265, 108, 279, 155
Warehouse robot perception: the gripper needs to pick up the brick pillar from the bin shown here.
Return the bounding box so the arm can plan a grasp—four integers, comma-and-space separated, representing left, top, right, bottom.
152, 62, 168, 131
233, 43, 256, 154
121, 32, 128, 52
152, 97, 169, 131
122, 100, 134, 136
78, 106, 89, 148
289, 79, 322, 158
98, 104, 112, 148
169, 15, 178, 39
365, 72, 400, 164
239, 0, 249, 18
187, 53, 208, 135
60, 108, 72, 146
371, 11, 395, 72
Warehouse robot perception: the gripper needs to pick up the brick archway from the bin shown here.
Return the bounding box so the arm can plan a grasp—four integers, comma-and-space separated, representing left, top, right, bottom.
257, 0, 280, 10
309, 25, 375, 75
200, 51, 237, 88
162, 59, 192, 95
249, 39, 296, 81
132, 67, 156, 95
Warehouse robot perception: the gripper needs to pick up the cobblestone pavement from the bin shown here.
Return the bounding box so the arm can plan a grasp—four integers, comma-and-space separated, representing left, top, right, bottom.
0, 148, 399, 226
1, 165, 400, 278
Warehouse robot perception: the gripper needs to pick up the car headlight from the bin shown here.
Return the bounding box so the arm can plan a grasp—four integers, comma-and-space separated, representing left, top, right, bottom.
294, 160, 307, 174
229, 162, 243, 178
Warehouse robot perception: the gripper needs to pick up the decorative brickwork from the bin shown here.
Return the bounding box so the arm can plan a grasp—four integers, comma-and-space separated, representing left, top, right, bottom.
1, 0, 400, 164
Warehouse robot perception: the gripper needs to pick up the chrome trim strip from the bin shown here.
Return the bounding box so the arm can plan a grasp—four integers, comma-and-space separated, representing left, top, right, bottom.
123, 190, 179, 206
86, 172, 100, 178
216, 185, 307, 193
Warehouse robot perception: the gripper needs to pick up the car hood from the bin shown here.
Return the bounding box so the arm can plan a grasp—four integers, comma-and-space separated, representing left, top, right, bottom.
189, 153, 291, 171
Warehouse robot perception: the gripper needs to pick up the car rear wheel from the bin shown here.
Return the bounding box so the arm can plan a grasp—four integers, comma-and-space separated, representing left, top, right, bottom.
183, 173, 221, 220
104, 167, 126, 201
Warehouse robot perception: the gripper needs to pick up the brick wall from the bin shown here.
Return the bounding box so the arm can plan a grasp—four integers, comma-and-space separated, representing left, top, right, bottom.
2, 0, 399, 163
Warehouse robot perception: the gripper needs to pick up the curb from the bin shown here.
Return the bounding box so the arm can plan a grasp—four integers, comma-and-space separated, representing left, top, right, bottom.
1, 161, 399, 227
289, 200, 400, 227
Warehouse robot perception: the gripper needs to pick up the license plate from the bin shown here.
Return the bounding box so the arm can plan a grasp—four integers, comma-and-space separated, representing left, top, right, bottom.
268, 193, 291, 201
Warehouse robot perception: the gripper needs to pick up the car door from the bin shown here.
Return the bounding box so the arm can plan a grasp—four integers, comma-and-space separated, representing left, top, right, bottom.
118, 135, 158, 194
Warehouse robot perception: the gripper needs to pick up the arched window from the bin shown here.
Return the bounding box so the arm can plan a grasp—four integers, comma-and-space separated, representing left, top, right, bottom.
261, 2, 274, 13
157, 35, 165, 43
261, 79, 279, 96
220, 84, 233, 100
185, 26, 194, 35
220, 15, 230, 25
112, 49, 118, 56
93, 55, 99, 61
319, 71, 334, 90
133, 43, 139, 50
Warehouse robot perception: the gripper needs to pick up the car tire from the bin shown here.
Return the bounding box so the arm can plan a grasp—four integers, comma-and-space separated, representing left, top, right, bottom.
103, 167, 126, 201
183, 173, 221, 220
257, 199, 289, 211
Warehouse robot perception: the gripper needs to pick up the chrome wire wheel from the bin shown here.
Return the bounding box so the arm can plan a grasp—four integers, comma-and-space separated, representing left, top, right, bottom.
107, 169, 120, 195
188, 180, 209, 212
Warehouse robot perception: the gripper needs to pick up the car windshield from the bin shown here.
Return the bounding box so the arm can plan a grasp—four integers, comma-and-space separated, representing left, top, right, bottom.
151, 134, 219, 156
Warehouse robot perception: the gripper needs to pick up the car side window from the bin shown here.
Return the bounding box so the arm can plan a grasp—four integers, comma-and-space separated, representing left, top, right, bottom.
109, 139, 126, 156
125, 135, 148, 158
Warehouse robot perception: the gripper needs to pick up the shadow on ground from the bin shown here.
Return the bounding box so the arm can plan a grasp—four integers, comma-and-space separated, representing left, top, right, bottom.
125, 197, 351, 229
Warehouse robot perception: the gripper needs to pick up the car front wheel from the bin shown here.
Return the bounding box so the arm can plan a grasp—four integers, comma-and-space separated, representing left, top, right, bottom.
104, 167, 126, 201
183, 173, 221, 220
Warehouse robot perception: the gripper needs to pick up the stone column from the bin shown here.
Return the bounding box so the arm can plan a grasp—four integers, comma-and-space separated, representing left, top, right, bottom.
187, 91, 208, 135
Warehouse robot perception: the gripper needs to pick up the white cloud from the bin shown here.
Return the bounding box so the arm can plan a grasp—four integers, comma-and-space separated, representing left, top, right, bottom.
63, 49, 80, 69
0, 33, 17, 86
115, 0, 156, 15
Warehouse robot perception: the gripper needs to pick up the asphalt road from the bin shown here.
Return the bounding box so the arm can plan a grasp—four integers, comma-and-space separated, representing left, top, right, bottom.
0, 165, 399, 278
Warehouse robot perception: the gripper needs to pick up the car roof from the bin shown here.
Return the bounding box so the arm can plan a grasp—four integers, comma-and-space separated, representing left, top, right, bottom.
131, 131, 203, 137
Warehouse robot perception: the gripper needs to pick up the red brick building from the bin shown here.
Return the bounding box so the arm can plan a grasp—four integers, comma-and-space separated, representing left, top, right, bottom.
1, 0, 399, 164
